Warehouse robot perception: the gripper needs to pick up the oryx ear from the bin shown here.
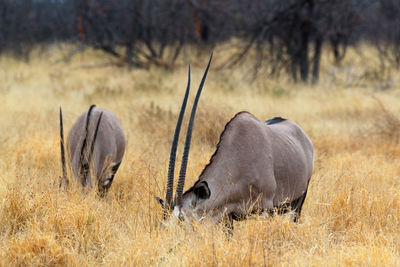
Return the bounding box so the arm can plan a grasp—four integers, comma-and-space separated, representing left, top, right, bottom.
155, 196, 166, 208
193, 181, 211, 200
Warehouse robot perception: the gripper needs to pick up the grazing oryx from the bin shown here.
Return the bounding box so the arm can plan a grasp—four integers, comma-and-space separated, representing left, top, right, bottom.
156, 54, 314, 228
59, 105, 126, 196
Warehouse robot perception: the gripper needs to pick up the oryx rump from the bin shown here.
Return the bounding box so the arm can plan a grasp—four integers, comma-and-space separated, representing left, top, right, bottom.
59, 105, 126, 195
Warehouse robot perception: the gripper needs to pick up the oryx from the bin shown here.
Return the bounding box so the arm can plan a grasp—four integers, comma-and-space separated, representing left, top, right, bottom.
156, 54, 314, 228
59, 105, 126, 196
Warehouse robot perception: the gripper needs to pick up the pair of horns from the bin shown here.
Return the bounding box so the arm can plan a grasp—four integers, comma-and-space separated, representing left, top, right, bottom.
59, 105, 103, 186
165, 53, 213, 210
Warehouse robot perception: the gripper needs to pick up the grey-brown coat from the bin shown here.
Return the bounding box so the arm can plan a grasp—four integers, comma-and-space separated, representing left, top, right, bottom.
60, 105, 125, 195
178, 112, 313, 224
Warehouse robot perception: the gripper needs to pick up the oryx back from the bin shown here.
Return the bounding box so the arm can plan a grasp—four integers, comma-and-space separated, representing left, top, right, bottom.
67, 107, 126, 192
265, 118, 313, 206
180, 112, 313, 221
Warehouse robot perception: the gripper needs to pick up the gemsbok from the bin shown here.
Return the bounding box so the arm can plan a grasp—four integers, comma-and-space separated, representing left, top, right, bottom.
156, 54, 314, 229
59, 105, 126, 196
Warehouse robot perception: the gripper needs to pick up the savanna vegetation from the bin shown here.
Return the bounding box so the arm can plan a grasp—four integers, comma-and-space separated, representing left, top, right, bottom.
0, 44, 400, 266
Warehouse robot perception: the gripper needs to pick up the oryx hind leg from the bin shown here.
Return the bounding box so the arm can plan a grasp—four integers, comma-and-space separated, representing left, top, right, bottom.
291, 188, 309, 222
222, 214, 234, 236
265, 189, 309, 222
278, 189, 308, 222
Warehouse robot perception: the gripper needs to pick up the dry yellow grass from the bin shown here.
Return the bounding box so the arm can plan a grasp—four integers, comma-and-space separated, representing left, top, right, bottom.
1, 45, 400, 266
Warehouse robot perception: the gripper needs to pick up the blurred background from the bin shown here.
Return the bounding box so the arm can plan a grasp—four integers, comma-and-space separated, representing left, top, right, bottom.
1, 0, 400, 83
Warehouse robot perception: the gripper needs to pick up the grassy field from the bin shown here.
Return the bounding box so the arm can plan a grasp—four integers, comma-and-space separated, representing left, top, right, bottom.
0, 45, 400, 266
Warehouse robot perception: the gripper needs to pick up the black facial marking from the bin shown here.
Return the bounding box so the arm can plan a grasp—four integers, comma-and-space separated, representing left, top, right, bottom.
155, 196, 166, 208
193, 181, 211, 200
112, 162, 121, 173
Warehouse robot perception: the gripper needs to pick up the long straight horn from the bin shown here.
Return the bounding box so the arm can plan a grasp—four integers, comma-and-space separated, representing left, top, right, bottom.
79, 105, 96, 173
165, 65, 191, 211
87, 112, 103, 175
175, 53, 213, 206
59, 107, 68, 185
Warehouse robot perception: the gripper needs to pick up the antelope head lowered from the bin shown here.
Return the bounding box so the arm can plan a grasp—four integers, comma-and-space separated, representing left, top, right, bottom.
157, 54, 314, 227
59, 105, 126, 195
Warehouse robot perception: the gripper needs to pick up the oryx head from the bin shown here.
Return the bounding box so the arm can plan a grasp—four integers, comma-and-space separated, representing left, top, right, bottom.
156, 53, 213, 222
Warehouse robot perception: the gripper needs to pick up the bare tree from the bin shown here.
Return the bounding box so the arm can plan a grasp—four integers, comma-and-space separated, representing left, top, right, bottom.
0, 0, 398, 82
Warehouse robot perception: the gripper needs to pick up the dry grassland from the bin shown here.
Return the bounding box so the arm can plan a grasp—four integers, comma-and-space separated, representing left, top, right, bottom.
0, 45, 400, 266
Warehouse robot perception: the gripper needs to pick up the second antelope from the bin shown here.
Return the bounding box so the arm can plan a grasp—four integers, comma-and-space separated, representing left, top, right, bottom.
156, 54, 314, 229
59, 105, 126, 196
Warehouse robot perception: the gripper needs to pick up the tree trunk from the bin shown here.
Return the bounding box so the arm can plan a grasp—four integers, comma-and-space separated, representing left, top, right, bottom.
299, 35, 309, 83
312, 36, 322, 84
125, 42, 134, 66
290, 47, 298, 82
